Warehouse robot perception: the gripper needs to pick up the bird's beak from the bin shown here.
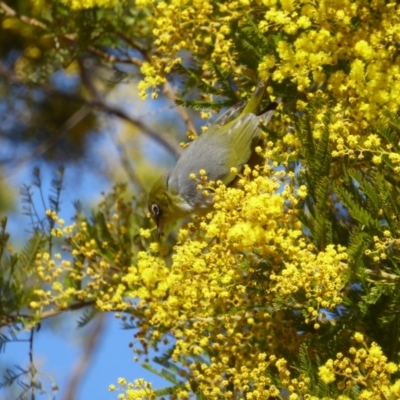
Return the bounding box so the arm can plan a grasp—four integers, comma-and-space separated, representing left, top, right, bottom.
156, 217, 164, 241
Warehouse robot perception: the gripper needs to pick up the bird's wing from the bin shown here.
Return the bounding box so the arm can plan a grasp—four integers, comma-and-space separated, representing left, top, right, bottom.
170, 114, 260, 187
212, 99, 247, 126
226, 113, 261, 169
168, 106, 278, 208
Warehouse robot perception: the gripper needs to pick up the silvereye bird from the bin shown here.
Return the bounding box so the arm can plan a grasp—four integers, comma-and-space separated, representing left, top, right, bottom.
148, 81, 279, 238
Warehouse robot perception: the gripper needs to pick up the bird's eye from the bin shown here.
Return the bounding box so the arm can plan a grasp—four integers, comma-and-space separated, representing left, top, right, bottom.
151, 204, 160, 217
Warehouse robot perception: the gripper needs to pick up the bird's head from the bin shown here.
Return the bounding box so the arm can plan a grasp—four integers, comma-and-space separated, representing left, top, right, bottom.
148, 173, 192, 239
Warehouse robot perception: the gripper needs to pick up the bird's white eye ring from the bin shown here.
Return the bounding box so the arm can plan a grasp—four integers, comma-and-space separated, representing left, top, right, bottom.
151, 204, 160, 217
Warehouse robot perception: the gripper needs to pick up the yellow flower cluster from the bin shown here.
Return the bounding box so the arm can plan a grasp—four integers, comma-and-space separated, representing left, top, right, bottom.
28, 166, 352, 397
261, 0, 400, 132
107, 166, 349, 396
134, 0, 247, 98
31, 205, 138, 313
56, 0, 400, 167
122, 0, 400, 158
319, 333, 400, 399
60, 0, 122, 9
332, 129, 400, 172
270, 244, 347, 324
365, 230, 399, 263
109, 378, 156, 400
189, 354, 312, 399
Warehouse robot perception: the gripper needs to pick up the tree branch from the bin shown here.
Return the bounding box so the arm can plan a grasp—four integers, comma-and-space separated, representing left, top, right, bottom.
0, 62, 181, 157
0, 1, 46, 29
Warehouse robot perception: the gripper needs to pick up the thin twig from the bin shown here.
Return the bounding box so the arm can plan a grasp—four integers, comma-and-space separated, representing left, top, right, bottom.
0, 1, 46, 29
111, 132, 145, 192
1, 301, 96, 328
114, 30, 149, 56
365, 268, 400, 281
87, 45, 142, 66
163, 80, 198, 136
63, 314, 106, 400
29, 327, 35, 400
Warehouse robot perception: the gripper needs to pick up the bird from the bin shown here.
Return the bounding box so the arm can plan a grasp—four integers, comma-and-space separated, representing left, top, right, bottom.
148, 81, 280, 238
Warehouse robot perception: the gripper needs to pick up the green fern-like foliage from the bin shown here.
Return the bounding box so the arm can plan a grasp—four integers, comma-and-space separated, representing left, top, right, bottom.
0, 219, 45, 328
295, 113, 349, 250
173, 22, 292, 119
295, 108, 400, 371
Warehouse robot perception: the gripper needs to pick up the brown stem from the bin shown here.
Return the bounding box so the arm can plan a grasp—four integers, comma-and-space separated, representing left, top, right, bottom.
163, 80, 198, 136
63, 314, 106, 400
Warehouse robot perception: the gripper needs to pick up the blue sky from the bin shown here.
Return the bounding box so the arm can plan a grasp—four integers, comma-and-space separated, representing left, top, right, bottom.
2, 311, 169, 399
0, 84, 183, 399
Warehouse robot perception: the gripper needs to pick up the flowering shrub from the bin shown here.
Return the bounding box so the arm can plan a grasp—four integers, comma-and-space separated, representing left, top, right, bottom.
2, 0, 400, 398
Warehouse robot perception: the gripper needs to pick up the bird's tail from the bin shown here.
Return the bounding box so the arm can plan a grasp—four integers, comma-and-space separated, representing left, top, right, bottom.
241, 80, 267, 116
